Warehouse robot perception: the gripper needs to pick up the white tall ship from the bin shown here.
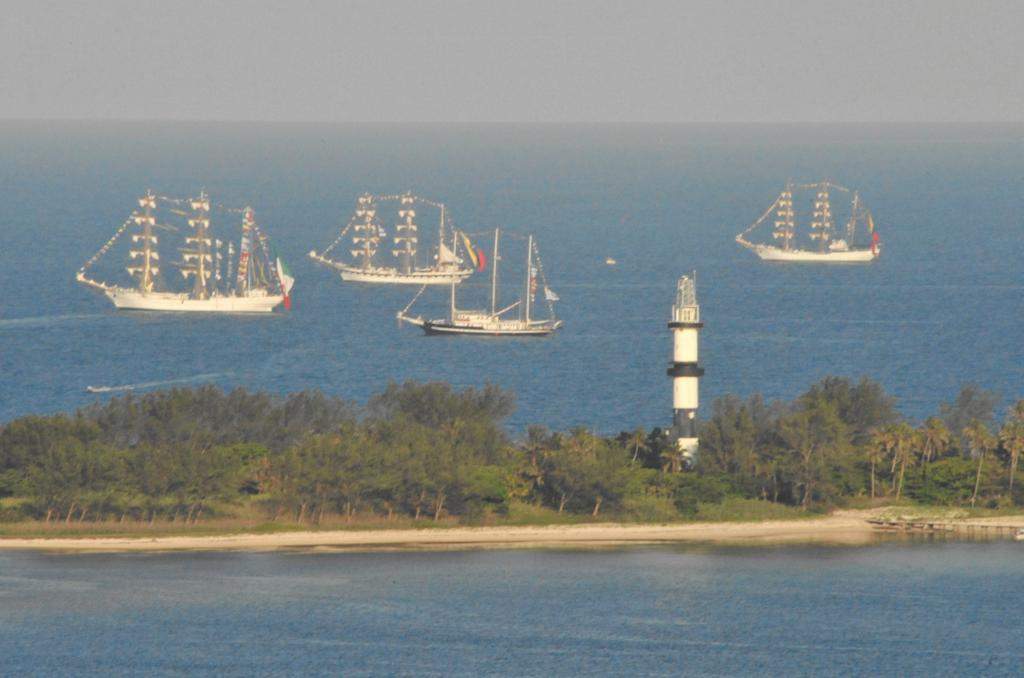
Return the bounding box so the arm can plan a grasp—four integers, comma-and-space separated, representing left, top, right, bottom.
77, 191, 294, 313
736, 181, 881, 263
309, 193, 477, 285
398, 228, 562, 336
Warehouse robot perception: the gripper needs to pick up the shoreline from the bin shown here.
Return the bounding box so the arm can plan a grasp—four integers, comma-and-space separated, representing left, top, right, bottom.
2, 512, 1021, 553
0, 514, 884, 552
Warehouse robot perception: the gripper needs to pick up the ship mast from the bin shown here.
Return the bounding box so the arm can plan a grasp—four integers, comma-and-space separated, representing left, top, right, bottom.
772, 182, 796, 252
236, 207, 256, 293
846, 191, 860, 242
214, 238, 223, 289
523, 234, 533, 323
449, 275, 457, 319
490, 228, 500, 316
351, 193, 380, 270
127, 190, 159, 293
181, 191, 213, 299
226, 241, 235, 290
439, 203, 445, 248
394, 193, 417, 275
809, 183, 834, 252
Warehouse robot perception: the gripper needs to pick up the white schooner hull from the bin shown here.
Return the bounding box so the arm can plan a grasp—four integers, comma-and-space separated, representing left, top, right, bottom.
309, 251, 472, 285
750, 244, 879, 263
104, 288, 285, 313
340, 267, 473, 285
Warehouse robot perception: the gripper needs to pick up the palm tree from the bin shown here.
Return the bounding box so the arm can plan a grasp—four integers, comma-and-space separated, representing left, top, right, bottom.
627, 427, 646, 466
892, 422, 917, 500
864, 430, 888, 499
919, 417, 951, 467
870, 426, 898, 498
1003, 401, 1024, 497
918, 417, 951, 494
868, 428, 901, 497
964, 420, 996, 507
866, 439, 885, 499
999, 420, 1024, 498
1009, 399, 1024, 424
523, 425, 550, 499
659, 446, 684, 474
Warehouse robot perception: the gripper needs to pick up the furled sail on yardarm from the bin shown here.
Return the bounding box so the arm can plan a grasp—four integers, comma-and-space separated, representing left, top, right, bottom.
77, 191, 295, 312
736, 181, 881, 262
308, 192, 479, 284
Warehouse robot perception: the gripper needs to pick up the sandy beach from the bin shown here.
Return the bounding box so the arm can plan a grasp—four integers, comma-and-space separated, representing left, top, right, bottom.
0, 514, 883, 552
1, 511, 1022, 552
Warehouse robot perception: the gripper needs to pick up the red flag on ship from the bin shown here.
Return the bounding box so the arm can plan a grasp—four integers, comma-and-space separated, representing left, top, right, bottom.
476, 248, 487, 272
871, 231, 880, 255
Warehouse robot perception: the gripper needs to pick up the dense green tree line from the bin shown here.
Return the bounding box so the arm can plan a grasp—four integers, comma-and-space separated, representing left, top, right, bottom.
1, 378, 1022, 525
700, 379, 1023, 509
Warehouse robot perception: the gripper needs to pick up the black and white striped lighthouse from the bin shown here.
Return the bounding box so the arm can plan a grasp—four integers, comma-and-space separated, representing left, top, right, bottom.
667, 273, 703, 461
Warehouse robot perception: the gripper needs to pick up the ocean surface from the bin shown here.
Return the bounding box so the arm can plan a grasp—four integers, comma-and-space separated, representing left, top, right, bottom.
0, 122, 1022, 430
1, 542, 1023, 675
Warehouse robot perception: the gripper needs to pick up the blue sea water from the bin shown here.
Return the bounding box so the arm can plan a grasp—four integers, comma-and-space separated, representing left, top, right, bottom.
0, 122, 1022, 430
1, 543, 1023, 676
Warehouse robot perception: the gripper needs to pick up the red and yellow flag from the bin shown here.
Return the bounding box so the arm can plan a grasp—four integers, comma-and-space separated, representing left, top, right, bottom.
460, 232, 478, 268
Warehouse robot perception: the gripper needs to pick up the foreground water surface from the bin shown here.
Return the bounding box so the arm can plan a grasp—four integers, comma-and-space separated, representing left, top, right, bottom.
1, 542, 1022, 675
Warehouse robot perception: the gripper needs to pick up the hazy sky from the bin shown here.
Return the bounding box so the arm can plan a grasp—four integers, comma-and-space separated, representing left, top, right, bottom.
2, 0, 1021, 123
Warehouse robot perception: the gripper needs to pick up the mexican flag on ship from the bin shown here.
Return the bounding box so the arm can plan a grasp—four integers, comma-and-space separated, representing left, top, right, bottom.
276, 257, 295, 309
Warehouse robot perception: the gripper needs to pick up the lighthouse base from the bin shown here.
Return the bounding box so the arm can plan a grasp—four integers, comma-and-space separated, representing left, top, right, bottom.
676, 436, 698, 460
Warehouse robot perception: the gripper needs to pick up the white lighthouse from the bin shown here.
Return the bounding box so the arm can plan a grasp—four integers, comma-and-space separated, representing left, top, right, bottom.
668, 273, 703, 461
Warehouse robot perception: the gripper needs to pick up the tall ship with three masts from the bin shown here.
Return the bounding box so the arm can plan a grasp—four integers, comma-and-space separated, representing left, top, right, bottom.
77, 191, 294, 313
397, 228, 562, 336
736, 181, 881, 263
309, 193, 477, 285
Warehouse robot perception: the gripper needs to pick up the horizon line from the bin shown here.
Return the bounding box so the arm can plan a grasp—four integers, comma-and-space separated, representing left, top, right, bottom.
0, 117, 1021, 127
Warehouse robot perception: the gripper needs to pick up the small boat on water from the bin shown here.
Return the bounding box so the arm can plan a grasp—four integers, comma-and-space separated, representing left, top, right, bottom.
77, 191, 294, 313
309, 193, 478, 285
397, 228, 562, 337
735, 181, 881, 263
605, 257, 617, 266
1015, 528, 1024, 542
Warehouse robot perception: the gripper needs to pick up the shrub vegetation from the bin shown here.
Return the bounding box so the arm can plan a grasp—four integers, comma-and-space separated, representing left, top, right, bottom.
1, 378, 1021, 527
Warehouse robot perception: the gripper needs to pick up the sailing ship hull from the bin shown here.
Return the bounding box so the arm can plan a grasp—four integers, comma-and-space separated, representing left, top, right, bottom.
339, 267, 473, 285
750, 244, 879, 263
421, 320, 561, 337
309, 252, 472, 285
103, 288, 285, 313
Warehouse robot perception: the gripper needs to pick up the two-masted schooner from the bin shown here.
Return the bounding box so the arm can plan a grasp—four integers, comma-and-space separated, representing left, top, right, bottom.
735, 181, 881, 263
397, 228, 562, 336
77, 191, 294, 313
308, 193, 477, 285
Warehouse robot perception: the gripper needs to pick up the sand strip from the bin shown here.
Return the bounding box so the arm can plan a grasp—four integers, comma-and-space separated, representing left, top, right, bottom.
0, 516, 881, 552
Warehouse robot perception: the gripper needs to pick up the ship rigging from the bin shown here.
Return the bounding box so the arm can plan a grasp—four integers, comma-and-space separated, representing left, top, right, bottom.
397, 228, 562, 336
309, 193, 478, 285
76, 190, 294, 313
735, 181, 881, 263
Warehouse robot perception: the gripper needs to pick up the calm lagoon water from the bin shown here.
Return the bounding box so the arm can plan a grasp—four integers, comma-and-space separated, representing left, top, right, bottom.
0, 122, 1022, 430
1, 542, 1023, 675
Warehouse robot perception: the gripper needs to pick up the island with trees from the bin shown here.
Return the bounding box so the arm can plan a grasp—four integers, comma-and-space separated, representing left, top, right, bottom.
0, 377, 1021, 536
